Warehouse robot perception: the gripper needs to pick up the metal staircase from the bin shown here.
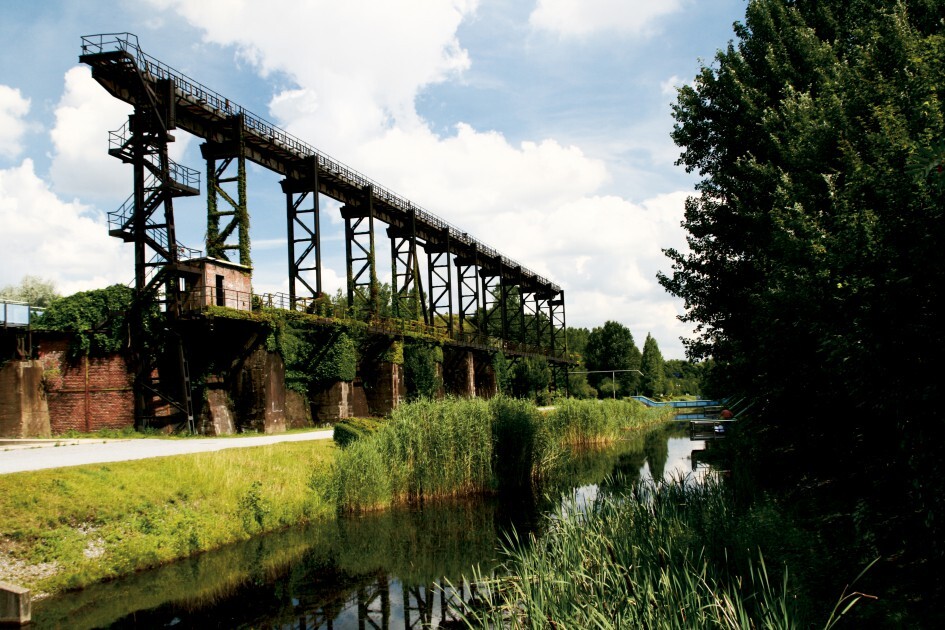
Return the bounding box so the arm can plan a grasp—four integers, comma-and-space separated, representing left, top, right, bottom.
92, 39, 201, 431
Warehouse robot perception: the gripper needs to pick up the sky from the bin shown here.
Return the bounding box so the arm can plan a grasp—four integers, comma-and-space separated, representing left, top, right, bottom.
0, 0, 748, 359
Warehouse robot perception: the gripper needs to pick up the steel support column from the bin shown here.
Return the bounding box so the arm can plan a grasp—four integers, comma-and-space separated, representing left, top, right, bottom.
455, 249, 480, 343
480, 272, 501, 338
342, 185, 378, 316
389, 206, 424, 321
549, 290, 567, 395
282, 156, 322, 310
202, 114, 251, 267
426, 230, 453, 335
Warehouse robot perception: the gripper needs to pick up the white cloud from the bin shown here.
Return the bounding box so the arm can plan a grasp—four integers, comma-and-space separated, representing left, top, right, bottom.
149, 0, 478, 156
0, 159, 131, 294
529, 0, 684, 38
0, 85, 31, 159
48, 67, 194, 205
48, 67, 134, 202
142, 0, 695, 356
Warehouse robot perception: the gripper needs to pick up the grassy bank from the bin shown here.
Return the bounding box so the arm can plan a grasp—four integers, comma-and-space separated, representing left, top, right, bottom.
0, 440, 337, 594
465, 477, 869, 628
0, 397, 673, 597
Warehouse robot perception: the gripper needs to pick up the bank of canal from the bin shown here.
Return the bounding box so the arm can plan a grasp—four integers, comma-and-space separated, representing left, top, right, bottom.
30, 424, 707, 628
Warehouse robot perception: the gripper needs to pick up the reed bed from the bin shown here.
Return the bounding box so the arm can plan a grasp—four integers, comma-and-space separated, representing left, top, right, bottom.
328, 397, 673, 513
463, 476, 866, 628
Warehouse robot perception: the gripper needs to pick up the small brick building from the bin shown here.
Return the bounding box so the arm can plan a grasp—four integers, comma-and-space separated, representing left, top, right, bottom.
181, 257, 253, 312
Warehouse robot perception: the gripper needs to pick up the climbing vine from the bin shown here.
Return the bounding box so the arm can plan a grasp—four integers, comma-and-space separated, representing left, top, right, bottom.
32, 285, 146, 359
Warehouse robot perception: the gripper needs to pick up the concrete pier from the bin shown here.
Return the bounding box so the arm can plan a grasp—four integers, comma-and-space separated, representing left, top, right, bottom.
0, 582, 30, 626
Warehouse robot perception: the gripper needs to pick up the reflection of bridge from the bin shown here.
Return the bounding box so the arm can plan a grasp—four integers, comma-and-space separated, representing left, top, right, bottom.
292, 574, 477, 629
79, 33, 568, 426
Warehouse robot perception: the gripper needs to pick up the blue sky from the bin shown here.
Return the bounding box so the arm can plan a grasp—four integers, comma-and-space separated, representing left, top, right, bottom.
0, 0, 747, 359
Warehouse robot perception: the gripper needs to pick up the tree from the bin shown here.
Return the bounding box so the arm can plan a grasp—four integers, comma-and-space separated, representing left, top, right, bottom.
639, 333, 665, 398
564, 326, 595, 398
584, 321, 641, 397
662, 0, 945, 619
0, 275, 60, 307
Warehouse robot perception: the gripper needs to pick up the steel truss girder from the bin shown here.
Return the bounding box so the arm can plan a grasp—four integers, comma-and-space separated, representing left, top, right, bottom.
343, 185, 378, 314
202, 114, 251, 267
282, 156, 322, 310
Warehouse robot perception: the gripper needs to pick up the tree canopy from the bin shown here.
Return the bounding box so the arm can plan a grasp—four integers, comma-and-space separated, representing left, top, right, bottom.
0, 275, 60, 307
584, 321, 642, 397
639, 333, 665, 398
662, 0, 945, 620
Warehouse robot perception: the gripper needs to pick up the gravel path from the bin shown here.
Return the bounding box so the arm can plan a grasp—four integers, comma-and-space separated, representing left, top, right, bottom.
0, 430, 334, 475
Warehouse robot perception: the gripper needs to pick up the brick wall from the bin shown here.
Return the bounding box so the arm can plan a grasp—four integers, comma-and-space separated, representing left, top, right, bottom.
37, 336, 134, 434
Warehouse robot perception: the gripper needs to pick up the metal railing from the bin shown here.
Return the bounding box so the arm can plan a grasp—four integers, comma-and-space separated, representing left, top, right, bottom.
80, 33, 559, 294
1, 300, 44, 328
171, 286, 567, 360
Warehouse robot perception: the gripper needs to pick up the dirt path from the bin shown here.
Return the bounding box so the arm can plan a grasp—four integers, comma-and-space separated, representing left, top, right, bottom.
0, 430, 334, 475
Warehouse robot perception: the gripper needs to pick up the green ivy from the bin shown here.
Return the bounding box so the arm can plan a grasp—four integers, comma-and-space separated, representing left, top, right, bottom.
33, 285, 139, 359
380, 340, 404, 365
403, 342, 442, 400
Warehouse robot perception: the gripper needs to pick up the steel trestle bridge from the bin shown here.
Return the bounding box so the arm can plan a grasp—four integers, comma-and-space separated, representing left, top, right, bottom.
79, 33, 568, 424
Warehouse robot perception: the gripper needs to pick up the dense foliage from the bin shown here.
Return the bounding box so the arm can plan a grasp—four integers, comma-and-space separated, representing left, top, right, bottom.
639, 333, 666, 398
663, 0, 945, 622
402, 342, 443, 400
584, 321, 642, 397
33, 284, 136, 358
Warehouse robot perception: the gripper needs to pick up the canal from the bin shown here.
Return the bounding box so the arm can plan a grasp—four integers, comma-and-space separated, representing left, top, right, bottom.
32, 424, 710, 628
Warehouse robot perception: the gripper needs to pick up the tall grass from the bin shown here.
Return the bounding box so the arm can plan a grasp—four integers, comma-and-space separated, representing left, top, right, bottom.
328, 396, 674, 513
550, 397, 674, 445
463, 477, 869, 628
326, 398, 494, 512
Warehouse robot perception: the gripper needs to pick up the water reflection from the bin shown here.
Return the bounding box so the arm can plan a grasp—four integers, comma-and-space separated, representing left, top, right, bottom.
33, 423, 708, 629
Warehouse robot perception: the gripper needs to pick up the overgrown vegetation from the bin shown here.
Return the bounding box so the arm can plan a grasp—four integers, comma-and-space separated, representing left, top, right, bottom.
32, 284, 140, 359
466, 477, 868, 629
324, 397, 673, 513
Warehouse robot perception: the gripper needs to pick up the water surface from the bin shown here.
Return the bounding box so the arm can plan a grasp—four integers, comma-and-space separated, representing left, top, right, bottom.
33, 424, 708, 628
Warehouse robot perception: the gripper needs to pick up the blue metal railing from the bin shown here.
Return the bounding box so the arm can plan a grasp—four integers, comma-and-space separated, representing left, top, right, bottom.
1, 301, 44, 328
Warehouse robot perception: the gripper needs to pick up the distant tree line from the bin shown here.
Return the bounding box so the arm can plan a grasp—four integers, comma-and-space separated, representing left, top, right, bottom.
565, 320, 707, 400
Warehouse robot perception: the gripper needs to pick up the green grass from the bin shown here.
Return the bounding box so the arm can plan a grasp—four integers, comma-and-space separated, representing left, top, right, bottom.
0, 440, 337, 594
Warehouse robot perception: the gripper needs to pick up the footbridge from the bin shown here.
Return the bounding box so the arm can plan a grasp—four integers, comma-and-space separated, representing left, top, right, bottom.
78, 33, 568, 426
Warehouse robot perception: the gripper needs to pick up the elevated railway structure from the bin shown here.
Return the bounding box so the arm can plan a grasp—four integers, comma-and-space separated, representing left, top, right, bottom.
79, 33, 568, 426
